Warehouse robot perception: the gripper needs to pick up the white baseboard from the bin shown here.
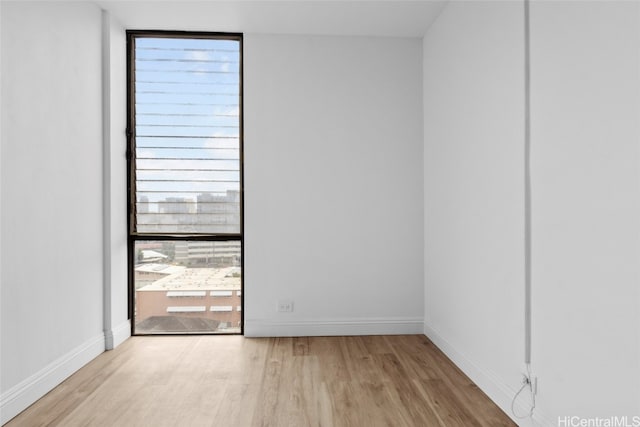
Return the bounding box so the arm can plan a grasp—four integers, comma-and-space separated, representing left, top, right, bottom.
104, 320, 130, 350
245, 317, 424, 337
424, 322, 551, 427
0, 333, 105, 425
111, 319, 131, 349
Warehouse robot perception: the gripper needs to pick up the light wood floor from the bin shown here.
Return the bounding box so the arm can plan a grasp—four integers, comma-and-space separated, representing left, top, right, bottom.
6, 335, 515, 427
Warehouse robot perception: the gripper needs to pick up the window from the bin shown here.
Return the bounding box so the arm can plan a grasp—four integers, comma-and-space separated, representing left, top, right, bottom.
127, 31, 243, 335
166, 291, 206, 297
210, 290, 233, 297
167, 306, 207, 313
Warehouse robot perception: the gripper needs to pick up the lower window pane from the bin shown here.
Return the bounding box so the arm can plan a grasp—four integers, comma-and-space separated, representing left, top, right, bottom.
134, 240, 242, 334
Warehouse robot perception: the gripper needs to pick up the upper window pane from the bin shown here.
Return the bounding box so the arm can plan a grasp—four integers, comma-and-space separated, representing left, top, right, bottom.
133, 36, 241, 234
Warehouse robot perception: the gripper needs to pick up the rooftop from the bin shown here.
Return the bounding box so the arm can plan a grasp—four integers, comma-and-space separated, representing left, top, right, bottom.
137, 266, 241, 291
135, 263, 187, 275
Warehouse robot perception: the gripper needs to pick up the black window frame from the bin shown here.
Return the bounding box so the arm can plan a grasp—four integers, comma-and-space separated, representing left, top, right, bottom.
126, 30, 244, 336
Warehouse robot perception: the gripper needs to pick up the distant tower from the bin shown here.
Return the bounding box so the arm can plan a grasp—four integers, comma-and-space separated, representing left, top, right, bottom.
197, 193, 216, 214
138, 195, 149, 214
162, 197, 189, 214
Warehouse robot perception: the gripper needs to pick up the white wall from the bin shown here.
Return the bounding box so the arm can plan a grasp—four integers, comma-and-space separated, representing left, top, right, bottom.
244, 34, 424, 336
0, 2, 106, 423
422, 0, 525, 419
424, 0, 640, 424
530, 1, 640, 422
103, 11, 130, 349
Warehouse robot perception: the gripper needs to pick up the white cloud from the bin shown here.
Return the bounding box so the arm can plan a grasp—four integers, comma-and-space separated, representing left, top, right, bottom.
186, 50, 212, 62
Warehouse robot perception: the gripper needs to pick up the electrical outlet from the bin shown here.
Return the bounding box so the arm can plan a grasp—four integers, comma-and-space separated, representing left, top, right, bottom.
277, 299, 294, 313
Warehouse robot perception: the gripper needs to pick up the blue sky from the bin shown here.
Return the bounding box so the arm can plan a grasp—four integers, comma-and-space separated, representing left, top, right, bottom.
134, 37, 241, 209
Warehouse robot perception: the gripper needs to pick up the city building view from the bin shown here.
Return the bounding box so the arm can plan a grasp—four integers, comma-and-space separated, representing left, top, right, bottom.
136, 190, 241, 234
135, 239, 241, 334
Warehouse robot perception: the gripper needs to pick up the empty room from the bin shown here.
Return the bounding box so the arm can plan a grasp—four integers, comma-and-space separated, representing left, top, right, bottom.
1, 1, 639, 426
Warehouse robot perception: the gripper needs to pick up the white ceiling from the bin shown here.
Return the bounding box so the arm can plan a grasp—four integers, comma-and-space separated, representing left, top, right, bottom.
96, 1, 448, 37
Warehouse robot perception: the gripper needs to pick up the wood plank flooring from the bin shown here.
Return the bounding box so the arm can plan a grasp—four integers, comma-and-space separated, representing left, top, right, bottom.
5, 335, 516, 426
